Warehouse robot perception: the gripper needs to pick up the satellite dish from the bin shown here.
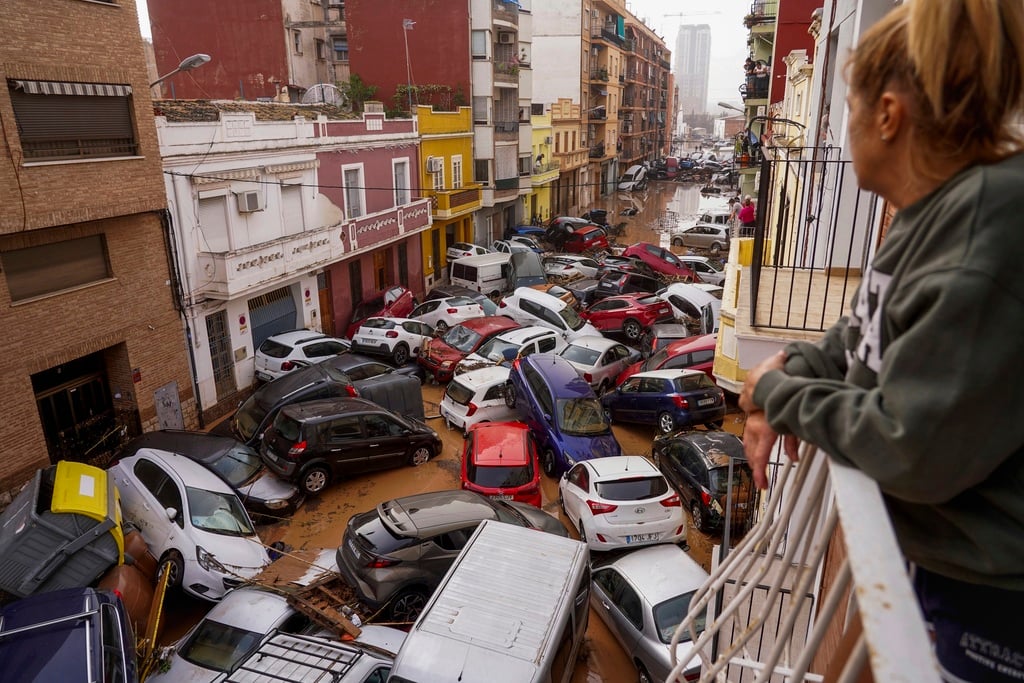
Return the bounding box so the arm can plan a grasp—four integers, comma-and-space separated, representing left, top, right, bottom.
301, 83, 348, 107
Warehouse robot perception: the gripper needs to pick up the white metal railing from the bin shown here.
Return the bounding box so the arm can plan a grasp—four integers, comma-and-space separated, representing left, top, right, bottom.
669, 443, 941, 682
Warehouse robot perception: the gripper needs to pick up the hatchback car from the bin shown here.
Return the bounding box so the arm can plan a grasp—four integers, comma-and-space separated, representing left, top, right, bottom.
621, 243, 699, 282
260, 397, 441, 495
581, 293, 675, 341
658, 282, 723, 334
439, 365, 517, 434
118, 430, 300, 520
498, 287, 599, 342
417, 316, 520, 383
643, 323, 692, 358
109, 449, 271, 601
564, 225, 610, 253
455, 324, 564, 375
445, 242, 490, 262
602, 369, 726, 434
490, 239, 536, 255
408, 295, 483, 334
425, 284, 499, 316
505, 353, 622, 477
544, 216, 593, 249
558, 336, 639, 394
616, 334, 718, 386
543, 255, 601, 280
677, 255, 726, 286
335, 490, 568, 621
590, 271, 663, 306
558, 455, 685, 552
652, 431, 755, 535
349, 316, 434, 366
254, 331, 350, 382
345, 285, 417, 338
590, 545, 708, 682
460, 422, 542, 508
671, 224, 730, 255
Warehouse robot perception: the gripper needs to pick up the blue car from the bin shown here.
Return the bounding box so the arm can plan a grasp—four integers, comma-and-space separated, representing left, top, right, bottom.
508, 224, 547, 239
602, 368, 726, 434
504, 353, 622, 477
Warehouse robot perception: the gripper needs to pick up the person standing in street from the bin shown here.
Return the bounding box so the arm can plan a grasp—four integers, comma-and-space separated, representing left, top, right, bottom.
739, 1, 1024, 681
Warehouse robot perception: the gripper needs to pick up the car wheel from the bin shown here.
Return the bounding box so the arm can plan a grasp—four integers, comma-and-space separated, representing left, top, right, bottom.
159, 550, 184, 589
389, 588, 428, 623
691, 501, 709, 533
541, 447, 558, 478
504, 382, 517, 409
637, 663, 654, 683
672, 237, 684, 247
705, 419, 724, 430
622, 318, 643, 340
710, 242, 723, 256
300, 466, 331, 496
392, 343, 410, 366
658, 412, 677, 434
409, 446, 432, 466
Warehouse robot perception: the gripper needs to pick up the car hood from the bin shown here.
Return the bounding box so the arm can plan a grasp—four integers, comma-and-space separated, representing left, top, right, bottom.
559, 431, 622, 463
506, 502, 571, 537
238, 469, 300, 507
422, 339, 464, 365
193, 529, 271, 572
566, 321, 600, 341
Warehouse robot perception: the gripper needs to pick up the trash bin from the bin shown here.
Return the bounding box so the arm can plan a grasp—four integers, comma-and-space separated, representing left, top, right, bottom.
0, 461, 124, 598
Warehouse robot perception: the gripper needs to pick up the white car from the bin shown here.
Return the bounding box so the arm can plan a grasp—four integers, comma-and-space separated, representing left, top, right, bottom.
658, 282, 723, 334
109, 448, 272, 601
349, 317, 434, 366
254, 330, 350, 382
498, 287, 600, 342
446, 242, 490, 262
439, 365, 517, 435
558, 455, 685, 552
676, 255, 726, 286
558, 336, 639, 394
409, 296, 483, 334
455, 325, 565, 375
543, 255, 601, 279
490, 239, 536, 255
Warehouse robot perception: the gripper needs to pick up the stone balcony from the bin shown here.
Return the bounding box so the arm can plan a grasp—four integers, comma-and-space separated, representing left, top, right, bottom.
424, 184, 482, 219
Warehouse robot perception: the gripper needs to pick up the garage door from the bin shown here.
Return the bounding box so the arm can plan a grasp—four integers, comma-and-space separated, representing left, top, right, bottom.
248, 286, 297, 349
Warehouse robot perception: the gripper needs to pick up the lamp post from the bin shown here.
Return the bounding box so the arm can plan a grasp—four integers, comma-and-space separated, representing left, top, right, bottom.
717, 101, 745, 114
150, 53, 212, 90
402, 19, 415, 113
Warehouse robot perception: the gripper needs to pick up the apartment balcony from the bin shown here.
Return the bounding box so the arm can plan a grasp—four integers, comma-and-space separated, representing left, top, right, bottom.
589, 67, 610, 82
425, 183, 482, 219
492, 0, 519, 25
531, 160, 560, 185
744, 0, 778, 28
494, 120, 520, 141
590, 26, 625, 48
493, 175, 520, 201
588, 142, 606, 159
741, 73, 770, 101
494, 60, 520, 84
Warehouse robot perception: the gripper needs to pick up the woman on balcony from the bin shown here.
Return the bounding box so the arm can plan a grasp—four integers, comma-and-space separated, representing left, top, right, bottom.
739, 1, 1024, 681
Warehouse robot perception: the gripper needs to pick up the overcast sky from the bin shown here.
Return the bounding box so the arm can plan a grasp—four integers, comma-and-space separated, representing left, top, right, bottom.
137, 0, 749, 110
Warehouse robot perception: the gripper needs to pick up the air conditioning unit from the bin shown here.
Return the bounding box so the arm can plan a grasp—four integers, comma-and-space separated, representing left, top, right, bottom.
235, 190, 265, 213
427, 157, 443, 173
327, 0, 342, 5
498, 32, 515, 44
544, 136, 552, 144
580, 134, 587, 144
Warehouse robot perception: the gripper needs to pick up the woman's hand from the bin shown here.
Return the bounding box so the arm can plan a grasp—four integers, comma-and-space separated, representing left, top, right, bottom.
740, 350, 799, 489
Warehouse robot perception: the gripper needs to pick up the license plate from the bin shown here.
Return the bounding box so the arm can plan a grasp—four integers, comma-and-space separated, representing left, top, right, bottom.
627, 533, 660, 543
347, 537, 361, 559
359, 336, 376, 345
697, 397, 716, 406
491, 494, 512, 501
256, 371, 272, 382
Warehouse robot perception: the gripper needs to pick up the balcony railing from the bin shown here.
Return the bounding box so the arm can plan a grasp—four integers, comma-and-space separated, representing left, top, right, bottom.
494, 60, 520, 82
747, 148, 881, 333
425, 184, 482, 218
746, 0, 779, 25
493, 0, 519, 23
588, 143, 606, 159
670, 443, 940, 682
590, 26, 625, 47
742, 73, 770, 100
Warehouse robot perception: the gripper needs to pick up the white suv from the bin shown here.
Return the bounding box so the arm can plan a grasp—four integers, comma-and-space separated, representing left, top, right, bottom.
498, 287, 599, 342
439, 366, 517, 435
254, 330, 350, 382
455, 325, 565, 375
349, 317, 434, 366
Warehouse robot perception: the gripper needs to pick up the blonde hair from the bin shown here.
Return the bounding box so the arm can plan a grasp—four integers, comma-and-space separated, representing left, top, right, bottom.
847, 0, 1024, 169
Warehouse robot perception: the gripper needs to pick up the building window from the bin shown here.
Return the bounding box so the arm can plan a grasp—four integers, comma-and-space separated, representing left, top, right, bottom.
397, 243, 409, 287
281, 183, 304, 234
474, 160, 490, 184
531, 103, 544, 115
432, 162, 445, 192
315, 39, 326, 60
472, 96, 488, 124
293, 30, 302, 55
8, 80, 138, 161
471, 30, 488, 59
451, 155, 463, 189
1, 234, 111, 302
332, 37, 348, 63
342, 166, 364, 219
393, 159, 410, 206
519, 155, 532, 176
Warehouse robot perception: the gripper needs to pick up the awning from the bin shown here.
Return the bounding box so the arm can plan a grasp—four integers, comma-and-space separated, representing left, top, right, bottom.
10, 79, 132, 97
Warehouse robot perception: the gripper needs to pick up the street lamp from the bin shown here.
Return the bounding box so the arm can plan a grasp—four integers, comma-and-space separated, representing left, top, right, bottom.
150, 53, 212, 88
717, 101, 745, 114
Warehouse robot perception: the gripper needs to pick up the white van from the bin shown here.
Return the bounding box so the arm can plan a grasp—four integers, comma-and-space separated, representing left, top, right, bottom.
387, 520, 590, 683
450, 252, 512, 299
617, 164, 648, 191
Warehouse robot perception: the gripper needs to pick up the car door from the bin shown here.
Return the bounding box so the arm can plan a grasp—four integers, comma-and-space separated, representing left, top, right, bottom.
524, 364, 557, 447
592, 567, 644, 653
410, 300, 441, 327
361, 413, 409, 470
634, 376, 668, 422
676, 444, 707, 507
561, 463, 590, 528
600, 344, 633, 387
587, 298, 622, 330
611, 377, 643, 421
401, 320, 432, 353
320, 415, 366, 474
117, 458, 183, 557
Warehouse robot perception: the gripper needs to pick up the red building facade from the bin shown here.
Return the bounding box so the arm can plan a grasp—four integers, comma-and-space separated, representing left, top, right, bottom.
769, 0, 821, 104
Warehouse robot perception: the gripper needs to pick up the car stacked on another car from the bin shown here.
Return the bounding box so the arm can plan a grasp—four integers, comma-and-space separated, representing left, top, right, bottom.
446, 242, 490, 262
439, 365, 517, 434
350, 316, 434, 366
460, 421, 542, 508
677, 255, 726, 285
621, 243, 699, 282
558, 336, 638, 395
408, 295, 483, 334
417, 316, 520, 384
580, 293, 674, 341
455, 324, 564, 375
254, 331, 350, 382
616, 333, 718, 386
602, 369, 726, 434
345, 285, 417, 338
543, 254, 601, 280
425, 284, 499, 316
574, 270, 663, 307
498, 287, 599, 342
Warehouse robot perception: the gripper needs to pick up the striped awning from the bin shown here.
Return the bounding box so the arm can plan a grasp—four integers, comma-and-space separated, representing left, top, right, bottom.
10, 79, 132, 97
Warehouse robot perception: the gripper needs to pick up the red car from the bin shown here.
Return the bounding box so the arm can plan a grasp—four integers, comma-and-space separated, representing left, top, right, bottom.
580, 294, 674, 342
417, 316, 520, 383
616, 333, 717, 386
620, 242, 699, 281
460, 422, 542, 508
563, 225, 610, 254
345, 285, 416, 338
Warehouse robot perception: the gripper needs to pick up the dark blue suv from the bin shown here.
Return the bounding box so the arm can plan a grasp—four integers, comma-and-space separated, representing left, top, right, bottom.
504, 353, 622, 477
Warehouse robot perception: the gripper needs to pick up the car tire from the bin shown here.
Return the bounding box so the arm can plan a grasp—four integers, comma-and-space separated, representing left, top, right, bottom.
622, 318, 643, 340
559, 491, 567, 516
691, 501, 709, 533
159, 550, 184, 589
409, 445, 432, 466
637, 663, 654, 683
672, 237, 684, 247
705, 419, 724, 430
710, 242, 723, 256
392, 343, 410, 366
300, 466, 331, 496
658, 412, 676, 434
541, 447, 558, 478
389, 588, 428, 623
504, 382, 517, 409
434, 320, 449, 335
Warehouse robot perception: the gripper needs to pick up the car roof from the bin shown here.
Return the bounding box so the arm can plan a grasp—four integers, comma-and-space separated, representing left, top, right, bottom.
450, 365, 511, 388
264, 330, 328, 346
129, 448, 236, 494
584, 455, 657, 479
121, 430, 243, 462
469, 422, 531, 466
459, 316, 520, 334
665, 333, 717, 355
670, 430, 746, 464
650, 323, 690, 336
280, 397, 379, 421
495, 325, 557, 344
380, 490, 501, 536
603, 544, 710, 605
632, 368, 706, 381
520, 354, 593, 397
565, 335, 621, 352
199, 587, 294, 632
512, 286, 568, 310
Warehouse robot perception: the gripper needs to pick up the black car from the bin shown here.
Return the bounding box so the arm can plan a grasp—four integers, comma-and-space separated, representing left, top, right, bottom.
591, 270, 662, 304
425, 284, 498, 316
118, 430, 301, 519
260, 397, 442, 495
651, 431, 756, 535
596, 255, 657, 279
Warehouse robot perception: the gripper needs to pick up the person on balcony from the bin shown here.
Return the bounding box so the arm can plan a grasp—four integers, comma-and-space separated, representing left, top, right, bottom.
739, 1, 1024, 681
738, 196, 756, 236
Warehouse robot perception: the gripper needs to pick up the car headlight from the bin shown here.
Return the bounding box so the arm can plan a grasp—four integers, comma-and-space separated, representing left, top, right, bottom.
441, 360, 454, 368
263, 499, 289, 510
196, 546, 225, 572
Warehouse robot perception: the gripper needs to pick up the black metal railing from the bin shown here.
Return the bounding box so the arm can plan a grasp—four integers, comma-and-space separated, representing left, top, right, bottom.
748, 147, 882, 332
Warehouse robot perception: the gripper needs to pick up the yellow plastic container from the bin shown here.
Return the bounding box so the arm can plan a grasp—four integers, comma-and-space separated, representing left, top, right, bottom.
51, 461, 125, 561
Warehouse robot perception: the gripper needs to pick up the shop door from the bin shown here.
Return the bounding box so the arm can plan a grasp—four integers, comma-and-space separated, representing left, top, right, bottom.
317, 271, 334, 335
248, 286, 297, 349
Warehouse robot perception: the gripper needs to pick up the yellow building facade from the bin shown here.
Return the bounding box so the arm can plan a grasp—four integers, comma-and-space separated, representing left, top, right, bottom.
525, 111, 559, 224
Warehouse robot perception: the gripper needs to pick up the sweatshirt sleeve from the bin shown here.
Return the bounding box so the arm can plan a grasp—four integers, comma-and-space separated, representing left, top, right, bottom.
754, 267, 1024, 504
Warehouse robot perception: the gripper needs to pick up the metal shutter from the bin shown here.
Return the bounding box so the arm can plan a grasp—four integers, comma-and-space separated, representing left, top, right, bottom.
248, 287, 298, 349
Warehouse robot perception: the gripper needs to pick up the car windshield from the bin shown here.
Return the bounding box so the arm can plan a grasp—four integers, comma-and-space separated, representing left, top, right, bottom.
351, 296, 385, 321
709, 464, 753, 496
234, 393, 272, 441
186, 487, 255, 536
444, 379, 476, 406
207, 446, 263, 487
561, 345, 600, 366
653, 591, 705, 644
361, 318, 394, 330
559, 305, 587, 331
467, 462, 533, 488
442, 325, 483, 353
556, 398, 610, 436
595, 475, 668, 501
178, 620, 262, 672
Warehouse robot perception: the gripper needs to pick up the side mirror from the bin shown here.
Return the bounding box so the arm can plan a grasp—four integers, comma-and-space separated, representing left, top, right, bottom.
165, 507, 178, 522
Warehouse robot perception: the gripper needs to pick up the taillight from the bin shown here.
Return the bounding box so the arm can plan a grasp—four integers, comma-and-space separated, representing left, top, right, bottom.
281, 360, 294, 371
661, 493, 682, 507
499, 300, 507, 308
700, 490, 712, 506
345, 385, 359, 397
367, 556, 401, 569
672, 395, 689, 409
465, 402, 478, 417
583, 372, 593, 384
446, 307, 458, 314
683, 668, 701, 682
286, 441, 307, 460
587, 500, 618, 515
386, 330, 399, 338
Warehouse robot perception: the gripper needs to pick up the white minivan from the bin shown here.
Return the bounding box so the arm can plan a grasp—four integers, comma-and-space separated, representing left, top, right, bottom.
449, 252, 513, 299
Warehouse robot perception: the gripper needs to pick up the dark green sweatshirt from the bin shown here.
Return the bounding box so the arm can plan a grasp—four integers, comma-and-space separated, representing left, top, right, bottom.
752, 152, 1024, 590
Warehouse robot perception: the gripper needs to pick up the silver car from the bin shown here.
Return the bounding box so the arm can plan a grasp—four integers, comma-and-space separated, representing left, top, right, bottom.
590, 544, 709, 683
670, 224, 731, 255
558, 336, 639, 394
